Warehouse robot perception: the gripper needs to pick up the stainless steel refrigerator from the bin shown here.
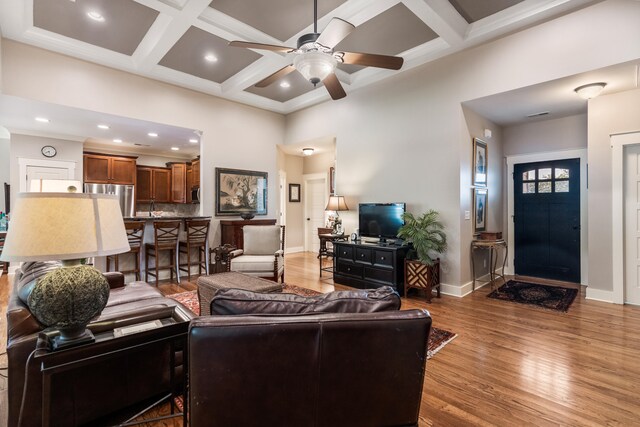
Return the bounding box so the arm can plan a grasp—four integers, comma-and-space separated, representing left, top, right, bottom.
84, 183, 135, 217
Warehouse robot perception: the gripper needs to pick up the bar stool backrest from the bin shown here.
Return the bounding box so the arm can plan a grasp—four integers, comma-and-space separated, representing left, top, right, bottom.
153, 221, 181, 246
185, 219, 210, 245
124, 221, 145, 248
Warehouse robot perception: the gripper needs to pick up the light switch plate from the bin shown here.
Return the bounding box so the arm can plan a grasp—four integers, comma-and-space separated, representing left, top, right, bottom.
464, 210, 471, 220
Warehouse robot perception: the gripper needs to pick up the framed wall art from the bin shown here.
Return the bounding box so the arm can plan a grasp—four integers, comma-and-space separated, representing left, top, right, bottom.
289, 183, 300, 202
473, 138, 488, 187
474, 188, 488, 232
215, 167, 268, 216
329, 166, 336, 195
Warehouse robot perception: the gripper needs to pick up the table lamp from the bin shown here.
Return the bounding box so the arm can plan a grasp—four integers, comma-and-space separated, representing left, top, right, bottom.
325, 195, 349, 234
0, 192, 129, 349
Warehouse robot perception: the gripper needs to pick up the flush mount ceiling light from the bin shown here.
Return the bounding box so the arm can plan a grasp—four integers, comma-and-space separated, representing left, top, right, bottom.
113, 138, 123, 143
97, 124, 109, 130
147, 132, 158, 137
302, 148, 314, 156
574, 82, 606, 99
280, 81, 291, 88
35, 117, 50, 123
87, 11, 105, 22
171, 147, 180, 151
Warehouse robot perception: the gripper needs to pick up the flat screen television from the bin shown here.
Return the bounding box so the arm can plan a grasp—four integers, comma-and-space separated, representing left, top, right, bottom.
358, 203, 406, 241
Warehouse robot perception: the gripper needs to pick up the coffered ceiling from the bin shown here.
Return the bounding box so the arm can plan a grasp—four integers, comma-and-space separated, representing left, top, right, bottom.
0, 0, 597, 114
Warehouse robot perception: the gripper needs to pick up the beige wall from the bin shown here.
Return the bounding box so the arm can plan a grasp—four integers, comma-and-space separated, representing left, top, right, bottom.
0, 134, 9, 212
284, 0, 640, 292
303, 151, 334, 175
503, 114, 587, 157
9, 134, 84, 206
1, 40, 286, 246
588, 88, 640, 295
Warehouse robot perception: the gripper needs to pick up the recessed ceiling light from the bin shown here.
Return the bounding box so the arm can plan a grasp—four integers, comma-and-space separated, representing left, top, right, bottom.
189, 138, 198, 143
113, 138, 123, 143
148, 132, 158, 137
204, 54, 218, 63
302, 147, 314, 156
35, 117, 50, 123
97, 124, 109, 130
280, 81, 291, 88
87, 11, 105, 22
171, 147, 180, 151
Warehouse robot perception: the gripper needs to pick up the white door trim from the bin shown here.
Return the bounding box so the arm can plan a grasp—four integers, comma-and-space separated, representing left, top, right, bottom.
19, 157, 76, 192
506, 149, 588, 285
303, 172, 328, 252
611, 132, 640, 304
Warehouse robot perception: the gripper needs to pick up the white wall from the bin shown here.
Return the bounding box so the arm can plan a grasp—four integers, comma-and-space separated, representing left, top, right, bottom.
503, 114, 587, 157
9, 133, 83, 206
588, 88, 640, 296
1, 40, 286, 246
284, 0, 640, 291
0, 135, 9, 212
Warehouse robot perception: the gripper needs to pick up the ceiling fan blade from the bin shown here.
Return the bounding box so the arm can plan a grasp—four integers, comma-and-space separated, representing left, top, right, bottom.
316, 18, 355, 49
338, 51, 404, 70
229, 41, 295, 53
255, 65, 296, 88
323, 73, 346, 100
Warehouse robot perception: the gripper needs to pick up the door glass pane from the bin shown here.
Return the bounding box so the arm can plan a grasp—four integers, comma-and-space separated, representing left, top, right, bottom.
523, 183, 536, 194
538, 181, 552, 193
539, 168, 552, 180
555, 168, 570, 179
522, 170, 536, 181
555, 181, 569, 193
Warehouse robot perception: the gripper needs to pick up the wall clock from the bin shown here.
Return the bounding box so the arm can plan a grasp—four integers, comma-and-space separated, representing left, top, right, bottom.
41, 145, 57, 158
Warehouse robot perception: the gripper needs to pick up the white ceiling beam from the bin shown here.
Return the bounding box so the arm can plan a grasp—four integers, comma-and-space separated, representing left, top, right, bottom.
404, 0, 468, 45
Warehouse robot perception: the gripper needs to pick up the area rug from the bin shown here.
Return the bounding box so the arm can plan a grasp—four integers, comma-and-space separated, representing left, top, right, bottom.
487, 280, 578, 312
168, 286, 456, 360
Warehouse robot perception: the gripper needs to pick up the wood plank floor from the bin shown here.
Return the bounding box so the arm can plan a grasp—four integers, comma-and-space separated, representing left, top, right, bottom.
2, 252, 640, 426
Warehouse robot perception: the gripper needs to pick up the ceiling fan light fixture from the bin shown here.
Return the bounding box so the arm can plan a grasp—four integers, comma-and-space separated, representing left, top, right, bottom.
294, 52, 336, 86
574, 82, 606, 99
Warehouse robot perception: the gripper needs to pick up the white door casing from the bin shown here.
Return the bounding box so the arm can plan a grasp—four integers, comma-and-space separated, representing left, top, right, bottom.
612, 132, 640, 305
279, 170, 286, 227
304, 173, 327, 253
624, 145, 640, 305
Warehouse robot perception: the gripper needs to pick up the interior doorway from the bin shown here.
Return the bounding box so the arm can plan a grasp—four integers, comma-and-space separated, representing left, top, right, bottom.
304, 173, 327, 254
514, 158, 581, 283
624, 144, 640, 305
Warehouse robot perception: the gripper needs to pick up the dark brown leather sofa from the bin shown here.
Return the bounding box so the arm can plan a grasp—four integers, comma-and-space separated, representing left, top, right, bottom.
189, 287, 431, 427
7, 271, 194, 426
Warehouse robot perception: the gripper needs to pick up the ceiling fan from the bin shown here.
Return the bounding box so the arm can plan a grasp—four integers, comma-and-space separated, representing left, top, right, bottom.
229, 0, 404, 100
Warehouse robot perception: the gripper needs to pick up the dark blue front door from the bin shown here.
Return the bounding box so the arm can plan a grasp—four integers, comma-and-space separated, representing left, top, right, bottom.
514, 159, 580, 283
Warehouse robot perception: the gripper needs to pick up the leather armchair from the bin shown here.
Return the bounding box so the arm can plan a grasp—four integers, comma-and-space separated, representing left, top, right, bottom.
189, 288, 431, 427
227, 225, 285, 282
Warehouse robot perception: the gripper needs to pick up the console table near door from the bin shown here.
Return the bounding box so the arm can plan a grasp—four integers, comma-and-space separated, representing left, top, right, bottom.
220, 219, 277, 250
471, 239, 508, 290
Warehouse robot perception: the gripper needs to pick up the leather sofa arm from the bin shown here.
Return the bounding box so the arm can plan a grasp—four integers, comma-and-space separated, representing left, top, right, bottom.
104, 272, 125, 289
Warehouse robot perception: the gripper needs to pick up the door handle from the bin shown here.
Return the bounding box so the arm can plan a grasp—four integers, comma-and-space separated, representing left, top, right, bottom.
307, 218, 310, 221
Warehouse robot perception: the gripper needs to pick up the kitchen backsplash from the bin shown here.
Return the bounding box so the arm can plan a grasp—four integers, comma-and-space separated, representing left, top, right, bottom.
138, 203, 200, 216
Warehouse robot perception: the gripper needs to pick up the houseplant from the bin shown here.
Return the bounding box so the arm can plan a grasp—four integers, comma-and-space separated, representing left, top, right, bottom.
397, 210, 447, 302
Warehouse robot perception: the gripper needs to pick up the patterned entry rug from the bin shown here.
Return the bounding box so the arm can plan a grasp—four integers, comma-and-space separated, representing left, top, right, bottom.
487, 280, 578, 312
168, 284, 456, 359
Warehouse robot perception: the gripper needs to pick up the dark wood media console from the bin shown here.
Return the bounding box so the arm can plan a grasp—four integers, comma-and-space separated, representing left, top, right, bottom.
333, 241, 409, 295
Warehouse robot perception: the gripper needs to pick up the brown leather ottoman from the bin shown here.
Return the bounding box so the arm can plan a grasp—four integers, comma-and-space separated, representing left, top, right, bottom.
197, 272, 283, 315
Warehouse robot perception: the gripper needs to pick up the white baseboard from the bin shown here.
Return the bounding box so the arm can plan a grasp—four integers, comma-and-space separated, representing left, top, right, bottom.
585, 287, 615, 303
285, 246, 304, 254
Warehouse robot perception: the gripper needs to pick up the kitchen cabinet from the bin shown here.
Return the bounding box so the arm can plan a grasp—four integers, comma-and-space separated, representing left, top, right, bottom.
84, 153, 136, 185
167, 162, 186, 203
186, 164, 193, 203
191, 158, 200, 187
136, 166, 171, 203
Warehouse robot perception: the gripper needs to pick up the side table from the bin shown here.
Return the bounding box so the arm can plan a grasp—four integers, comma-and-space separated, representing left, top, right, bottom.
471, 239, 508, 290
210, 244, 237, 273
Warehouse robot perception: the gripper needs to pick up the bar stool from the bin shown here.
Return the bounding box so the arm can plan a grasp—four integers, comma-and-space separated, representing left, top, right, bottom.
179, 219, 211, 282
145, 220, 181, 285
107, 220, 145, 280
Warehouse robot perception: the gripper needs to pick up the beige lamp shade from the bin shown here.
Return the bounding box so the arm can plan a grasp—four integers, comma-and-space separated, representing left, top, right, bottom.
326, 195, 349, 211
0, 193, 130, 262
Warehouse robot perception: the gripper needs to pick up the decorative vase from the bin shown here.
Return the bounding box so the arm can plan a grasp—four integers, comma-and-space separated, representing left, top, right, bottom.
240, 212, 255, 220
